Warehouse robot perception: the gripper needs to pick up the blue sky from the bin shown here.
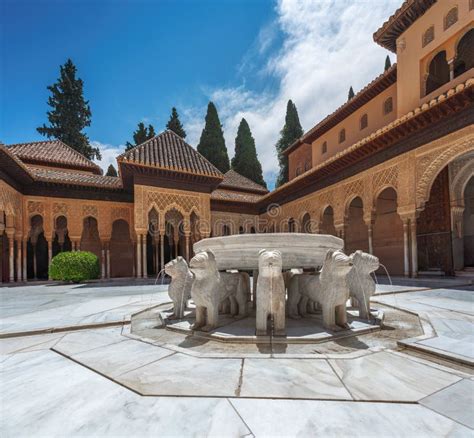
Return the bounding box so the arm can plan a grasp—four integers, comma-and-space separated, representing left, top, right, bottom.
1, 0, 398, 189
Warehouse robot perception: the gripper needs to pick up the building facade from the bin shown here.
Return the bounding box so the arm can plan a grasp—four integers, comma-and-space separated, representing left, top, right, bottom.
1, 0, 473, 282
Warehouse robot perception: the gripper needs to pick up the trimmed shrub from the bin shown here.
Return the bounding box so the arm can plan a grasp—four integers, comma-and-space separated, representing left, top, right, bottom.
49, 251, 100, 283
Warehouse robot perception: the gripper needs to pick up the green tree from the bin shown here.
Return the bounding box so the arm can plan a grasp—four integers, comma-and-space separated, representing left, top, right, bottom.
166, 107, 186, 138
37, 59, 100, 160
231, 118, 266, 188
275, 100, 303, 187
125, 122, 156, 150
384, 55, 392, 71
106, 164, 117, 177
348, 86, 355, 100
197, 102, 230, 173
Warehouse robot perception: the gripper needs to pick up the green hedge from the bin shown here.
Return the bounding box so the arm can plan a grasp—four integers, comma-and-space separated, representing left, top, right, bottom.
49, 251, 100, 283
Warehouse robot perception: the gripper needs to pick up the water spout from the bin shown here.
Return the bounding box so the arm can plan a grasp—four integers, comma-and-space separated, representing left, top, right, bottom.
155, 268, 166, 285
378, 263, 392, 285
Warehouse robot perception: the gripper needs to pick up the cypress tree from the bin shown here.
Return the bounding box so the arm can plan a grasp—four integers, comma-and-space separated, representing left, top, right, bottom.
348, 86, 355, 100
231, 118, 266, 188
166, 107, 186, 138
37, 59, 100, 160
384, 55, 392, 71
275, 100, 304, 187
125, 122, 156, 150
106, 164, 118, 177
197, 102, 230, 173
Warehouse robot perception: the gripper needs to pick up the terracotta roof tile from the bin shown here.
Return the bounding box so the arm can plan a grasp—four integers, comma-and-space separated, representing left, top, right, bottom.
8, 140, 103, 174
219, 170, 268, 194
211, 188, 264, 203
117, 130, 223, 178
27, 166, 122, 189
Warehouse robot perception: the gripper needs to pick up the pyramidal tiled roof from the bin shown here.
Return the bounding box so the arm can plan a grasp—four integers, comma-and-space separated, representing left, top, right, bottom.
117, 130, 223, 178
8, 140, 102, 174
219, 170, 268, 194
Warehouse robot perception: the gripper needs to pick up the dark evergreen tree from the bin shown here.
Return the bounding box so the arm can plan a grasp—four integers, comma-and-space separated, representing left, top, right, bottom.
166, 107, 186, 138
125, 122, 156, 150
37, 59, 100, 160
197, 102, 230, 173
275, 100, 304, 187
384, 55, 392, 71
231, 118, 266, 188
348, 86, 355, 100
106, 164, 118, 177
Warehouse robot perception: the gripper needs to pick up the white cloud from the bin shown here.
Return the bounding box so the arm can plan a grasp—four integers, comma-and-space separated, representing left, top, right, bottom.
184, 0, 399, 189
91, 141, 124, 174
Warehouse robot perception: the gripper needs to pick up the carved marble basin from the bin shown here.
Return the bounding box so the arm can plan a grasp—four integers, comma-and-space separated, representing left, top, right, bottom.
193, 233, 343, 270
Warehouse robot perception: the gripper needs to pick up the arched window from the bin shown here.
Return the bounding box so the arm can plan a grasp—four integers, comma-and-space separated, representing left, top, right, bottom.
425, 51, 450, 95
444, 7, 458, 31
322, 141, 327, 154
339, 128, 346, 143
454, 29, 474, 78
422, 26, 434, 47
383, 97, 393, 115
360, 113, 368, 130
288, 218, 295, 232
304, 161, 311, 171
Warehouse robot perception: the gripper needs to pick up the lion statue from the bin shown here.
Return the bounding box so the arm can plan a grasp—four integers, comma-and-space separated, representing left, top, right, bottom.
347, 250, 379, 320
256, 249, 286, 336
287, 249, 353, 331
189, 250, 249, 331
164, 256, 193, 319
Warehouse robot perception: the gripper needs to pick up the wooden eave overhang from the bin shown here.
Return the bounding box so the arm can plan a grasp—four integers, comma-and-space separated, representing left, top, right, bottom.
260, 78, 474, 210
283, 65, 397, 156
0, 144, 35, 190
373, 0, 437, 52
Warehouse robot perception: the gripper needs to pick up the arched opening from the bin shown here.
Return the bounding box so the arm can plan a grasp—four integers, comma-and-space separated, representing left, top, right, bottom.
80, 216, 101, 262
320, 206, 336, 235
463, 177, 474, 267
147, 208, 160, 277
345, 197, 369, 254
454, 29, 474, 78
301, 213, 311, 233
239, 226, 244, 234
165, 209, 184, 264
190, 212, 201, 259
373, 188, 404, 276
288, 218, 295, 232
27, 215, 48, 280
110, 219, 133, 278
250, 226, 256, 234
222, 224, 231, 236
417, 167, 454, 275
426, 51, 450, 95
52, 216, 72, 257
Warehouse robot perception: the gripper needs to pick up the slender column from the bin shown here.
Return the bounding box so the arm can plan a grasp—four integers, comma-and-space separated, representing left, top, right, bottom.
101, 243, 106, 279
136, 235, 142, 278
185, 234, 190, 262
367, 224, 373, 255
154, 238, 160, 273
410, 219, 418, 278
8, 237, 14, 282
16, 239, 21, 282
106, 243, 111, 279
403, 221, 410, 277
448, 58, 455, 81
174, 237, 178, 259
142, 234, 147, 278
32, 244, 37, 280
160, 232, 165, 272
22, 239, 27, 281
47, 239, 52, 280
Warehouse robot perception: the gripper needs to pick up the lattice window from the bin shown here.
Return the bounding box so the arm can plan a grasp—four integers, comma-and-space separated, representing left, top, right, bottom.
339, 128, 346, 144
304, 161, 311, 171
444, 7, 458, 30
322, 141, 327, 154
422, 26, 434, 47
360, 113, 368, 130
383, 97, 393, 115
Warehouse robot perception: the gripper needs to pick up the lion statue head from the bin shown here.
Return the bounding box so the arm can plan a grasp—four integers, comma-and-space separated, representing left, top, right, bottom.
350, 250, 379, 275
189, 250, 218, 280
165, 256, 190, 278
258, 249, 283, 271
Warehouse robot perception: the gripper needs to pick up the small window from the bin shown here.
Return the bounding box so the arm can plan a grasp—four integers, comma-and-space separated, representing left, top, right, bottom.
322, 141, 327, 154
383, 97, 393, 115
296, 167, 302, 177
444, 7, 458, 30
304, 161, 311, 171
422, 26, 434, 47
470, 0, 474, 11
339, 129, 345, 143
360, 113, 368, 130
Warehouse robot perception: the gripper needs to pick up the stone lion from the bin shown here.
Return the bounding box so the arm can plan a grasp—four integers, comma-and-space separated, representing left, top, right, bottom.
287, 249, 353, 331
347, 250, 379, 320
164, 256, 193, 319
256, 249, 286, 336
189, 250, 249, 331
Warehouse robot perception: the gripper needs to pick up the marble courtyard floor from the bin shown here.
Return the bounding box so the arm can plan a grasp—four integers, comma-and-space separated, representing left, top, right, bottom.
1, 279, 473, 437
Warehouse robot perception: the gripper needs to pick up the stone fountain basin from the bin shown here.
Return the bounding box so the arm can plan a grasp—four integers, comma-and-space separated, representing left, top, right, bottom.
193, 233, 343, 270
